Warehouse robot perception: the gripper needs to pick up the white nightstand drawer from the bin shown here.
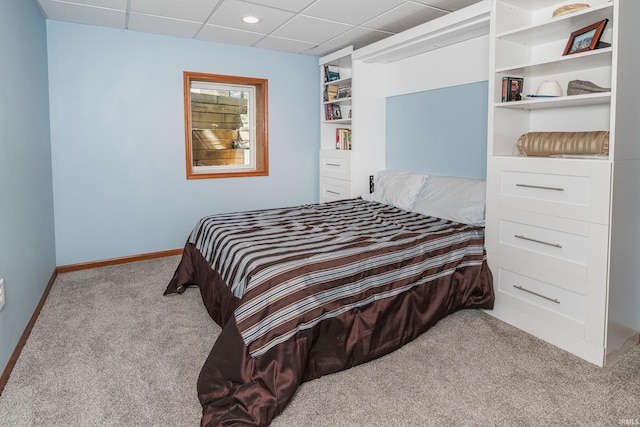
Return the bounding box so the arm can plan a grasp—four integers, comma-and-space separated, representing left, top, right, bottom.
320, 149, 352, 180
320, 177, 352, 202
498, 268, 585, 324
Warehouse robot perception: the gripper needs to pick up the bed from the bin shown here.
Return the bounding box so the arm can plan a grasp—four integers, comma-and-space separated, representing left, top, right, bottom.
165, 171, 494, 426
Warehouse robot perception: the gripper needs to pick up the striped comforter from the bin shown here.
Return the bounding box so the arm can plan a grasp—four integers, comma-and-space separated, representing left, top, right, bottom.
188, 198, 488, 358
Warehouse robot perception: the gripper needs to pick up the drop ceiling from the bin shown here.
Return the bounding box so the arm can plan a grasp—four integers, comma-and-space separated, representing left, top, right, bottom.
36, 0, 482, 56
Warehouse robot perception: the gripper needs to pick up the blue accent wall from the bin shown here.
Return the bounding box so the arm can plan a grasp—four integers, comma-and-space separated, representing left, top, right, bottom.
46, 22, 320, 266
385, 81, 488, 179
0, 0, 56, 373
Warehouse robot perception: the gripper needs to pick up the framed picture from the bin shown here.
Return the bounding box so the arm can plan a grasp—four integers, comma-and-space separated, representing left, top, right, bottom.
331, 104, 342, 119
563, 19, 608, 56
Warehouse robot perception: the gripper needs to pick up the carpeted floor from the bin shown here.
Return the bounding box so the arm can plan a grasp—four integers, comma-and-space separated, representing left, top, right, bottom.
0, 256, 638, 426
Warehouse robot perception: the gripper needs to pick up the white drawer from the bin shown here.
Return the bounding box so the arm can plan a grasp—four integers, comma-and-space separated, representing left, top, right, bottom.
497, 256, 587, 296
500, 219, 588, 265
498, 268, 586, 324
320, 149, 352, 180
501, 170, 589, 206
489, 157, 611, 224
320, 177, 352, 203
493, 208, 609, 284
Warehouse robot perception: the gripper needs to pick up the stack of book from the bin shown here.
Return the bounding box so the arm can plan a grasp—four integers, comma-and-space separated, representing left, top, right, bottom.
336, 128, 351, 150
324, 84, 339, 102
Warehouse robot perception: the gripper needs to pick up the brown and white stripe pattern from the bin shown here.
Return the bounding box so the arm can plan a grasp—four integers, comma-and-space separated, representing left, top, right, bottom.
189, 199, 487, 357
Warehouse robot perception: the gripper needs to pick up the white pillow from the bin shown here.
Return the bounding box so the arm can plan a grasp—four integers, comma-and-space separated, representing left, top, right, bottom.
411, 175, 486, 226
361, 170, 426, 211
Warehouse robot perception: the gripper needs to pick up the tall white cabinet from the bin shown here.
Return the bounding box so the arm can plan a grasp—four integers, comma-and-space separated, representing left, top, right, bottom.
318, 46, 388, 203
485, 0, 640, 366
319, 47, 355, 203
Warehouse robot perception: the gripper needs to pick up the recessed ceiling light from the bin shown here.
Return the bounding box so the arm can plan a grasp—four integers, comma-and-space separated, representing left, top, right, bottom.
242, 16, 261, 24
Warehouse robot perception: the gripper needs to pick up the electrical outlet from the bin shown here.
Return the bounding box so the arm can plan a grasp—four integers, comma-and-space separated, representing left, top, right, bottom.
0, 278, 5, 311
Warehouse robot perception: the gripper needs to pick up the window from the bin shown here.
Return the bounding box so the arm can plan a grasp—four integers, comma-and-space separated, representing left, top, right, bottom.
184, 72, 268, 179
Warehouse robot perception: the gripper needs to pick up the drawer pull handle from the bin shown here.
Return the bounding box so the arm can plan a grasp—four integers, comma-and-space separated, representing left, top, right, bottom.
514, 234, 562, 248
326, 190, 340, 195
516, 183, 564, 192
513, 285, 560, 304
326, 163, 341, 167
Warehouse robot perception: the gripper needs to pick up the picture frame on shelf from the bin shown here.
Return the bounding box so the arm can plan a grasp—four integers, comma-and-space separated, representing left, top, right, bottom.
336, 86, 351, 99
331, 104, 342, 119
563, 19, 608, 56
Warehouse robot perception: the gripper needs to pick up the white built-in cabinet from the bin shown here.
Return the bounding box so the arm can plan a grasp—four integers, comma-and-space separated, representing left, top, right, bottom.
317, 46, 391, 203
319, 47, 354, 203
485, 0, 640, 366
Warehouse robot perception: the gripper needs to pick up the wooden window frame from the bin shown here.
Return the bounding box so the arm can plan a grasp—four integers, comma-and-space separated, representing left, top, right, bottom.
184, 71, 269, 179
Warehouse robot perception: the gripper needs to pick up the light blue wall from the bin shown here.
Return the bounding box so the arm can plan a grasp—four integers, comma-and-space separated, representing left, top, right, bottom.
47, 22, 320, 266
385, 81, 488, 179
0, 0, 56, 374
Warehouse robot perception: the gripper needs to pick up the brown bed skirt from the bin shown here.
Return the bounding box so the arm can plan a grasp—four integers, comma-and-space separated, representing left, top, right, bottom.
165, 243, 494, 426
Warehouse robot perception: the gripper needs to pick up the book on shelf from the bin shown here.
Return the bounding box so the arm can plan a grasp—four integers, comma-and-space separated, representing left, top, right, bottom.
501, 77, 524, 102
324, 65, 341, 82
324, 84, 339, 101
325, 103, 342, 120
336, 128, 352, 150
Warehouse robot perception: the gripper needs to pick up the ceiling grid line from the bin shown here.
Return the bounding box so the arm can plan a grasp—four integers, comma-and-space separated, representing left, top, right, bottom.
36, 0, 482, 56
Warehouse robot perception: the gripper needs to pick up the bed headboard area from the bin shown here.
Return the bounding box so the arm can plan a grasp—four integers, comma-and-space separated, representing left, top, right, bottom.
385, 80, 488, 180
350, 0, 490, 196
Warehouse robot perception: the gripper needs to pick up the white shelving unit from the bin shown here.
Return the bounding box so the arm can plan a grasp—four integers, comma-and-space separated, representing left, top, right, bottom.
319, 46, 354, 203
485, 0, 640, 366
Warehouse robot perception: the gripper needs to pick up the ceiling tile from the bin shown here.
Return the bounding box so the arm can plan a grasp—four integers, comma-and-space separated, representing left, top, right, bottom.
38, 0, 126, 28
129, 0, 221, 23
273, 15, 353, 45
253, 35, 317, 54
303, 44, 344, 57
328, 27, 394, 50
196, 24, 266, 46
128, 13, 202, 38
363, 3, 447, 34
241, 0, 317, 13
412, 0, 481, 12
302, 0, 405, 26
207, 0, 295, 34
46, 0, 127, 8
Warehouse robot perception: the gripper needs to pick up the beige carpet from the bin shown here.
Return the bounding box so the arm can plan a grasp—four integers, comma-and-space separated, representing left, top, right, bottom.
0, 256, 639, 426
